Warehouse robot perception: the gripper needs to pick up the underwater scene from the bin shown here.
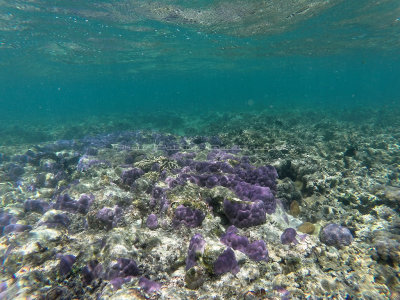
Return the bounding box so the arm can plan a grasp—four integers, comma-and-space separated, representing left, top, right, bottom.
0, 0, 400, 299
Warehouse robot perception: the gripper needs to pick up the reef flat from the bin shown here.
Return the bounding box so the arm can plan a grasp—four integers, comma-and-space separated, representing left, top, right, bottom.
0, 108, 399, 299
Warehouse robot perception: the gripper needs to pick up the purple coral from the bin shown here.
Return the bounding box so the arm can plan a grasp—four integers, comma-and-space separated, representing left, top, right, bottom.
41, 213, 70, 228
223, 199, 266, 228
24, 199, 50, 214
107, 258, 140, 280
59, 254, 76, 276
220, 226, 269, 261
121, 168, 144, 186
220, 225, 249, 252
172, 205, 205, 228
152, 187, 164, 199
96, 206, 122, 230
103, 257, 140, 290
320, 223, 353, 248
3, 224, 32, 235
4, 163, 24, 181
245, 240, 269, 262
214, 247, 240, 275
233, 182, 276, 214
82, 260, 103, 285
186, 233, 206, 270
77, 155, 110, 172
76, 194, 94, 214
146, 214, 158, 230
0, 212, 17, 235
110, 277, 131, 290
139, 277, 162, 293
281, 228, 298, 245
53, 193, 93, 214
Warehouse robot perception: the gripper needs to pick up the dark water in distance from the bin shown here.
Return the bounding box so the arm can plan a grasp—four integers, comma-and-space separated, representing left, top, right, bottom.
0, 0, 399, 137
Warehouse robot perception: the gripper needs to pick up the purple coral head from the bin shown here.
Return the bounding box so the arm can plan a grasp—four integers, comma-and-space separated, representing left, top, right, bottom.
117, 258, 140, 277
139, 277, 162, 293
205, 175, 219, 188
59, 254, 76, 276
3, 224, 32, 235
320, 223, 353, 248
108, 258, 140, 281
186, 233, 206, 270
146, 214, 158, 230
223, 199, 266, 228
5, 163, 24, 181
82, 260, 103, 285
96, 206, 122, 229
110, 277, 131, 290
42, 213, 70, 228
54, 193, 91, 214
233, 182, 276, 214
152, 187, 164, 199
77, 194, 94, 214
220, 225, 249, 252
0, 212, 15, 224
244, 240, 269, 262
172, 205, 205, 228
24, 199, 50, 214
281, 228, 298, 245
214, 247, 239, 275
121, 168, 144, 186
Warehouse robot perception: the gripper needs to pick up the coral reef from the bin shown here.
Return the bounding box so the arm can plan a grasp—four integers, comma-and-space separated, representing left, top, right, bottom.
0, 107, 399, 299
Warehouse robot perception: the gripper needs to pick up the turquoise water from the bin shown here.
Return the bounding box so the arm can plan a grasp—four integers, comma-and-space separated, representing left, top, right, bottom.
0, 0, 400, 139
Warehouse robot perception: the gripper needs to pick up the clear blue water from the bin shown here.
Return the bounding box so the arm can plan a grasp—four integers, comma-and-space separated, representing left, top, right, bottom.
0, 0, 399, 139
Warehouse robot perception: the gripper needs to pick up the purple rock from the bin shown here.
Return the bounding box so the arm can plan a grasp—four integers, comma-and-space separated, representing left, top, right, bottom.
121, 168, 144, 186
223, 199, 266, 228
244, 240, 269, 262
24, 199, 50, 214
0, 212, 16, 226
77, 194, 94, 214
233, 182, 276, 214
42, 213, 70, 228
146, 214, 158, 230
77, 155, 110, 172
110, 277, 130, 290
281, 228, 298, 245
205, 175, 219, 188
53, 193, 92, 214
96, 206, 122, 230
59, 255, 76, 276
108, 258, 140, 280
214, 247, 240, 275
152, 187, 164, 199
4, 163, 24, 181
186, 233, 206, 270
82, 260, 103, 285
53, 194, 78, 212
220, 225, 249, 252
320, 223, 353, 248
139, 277, 162, 293
172, 205, 205, 228
2, 224, 32, 235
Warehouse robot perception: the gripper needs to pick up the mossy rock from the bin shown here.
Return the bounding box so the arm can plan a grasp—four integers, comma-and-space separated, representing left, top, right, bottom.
185, 266, 206, 289
167, 184, 209, 213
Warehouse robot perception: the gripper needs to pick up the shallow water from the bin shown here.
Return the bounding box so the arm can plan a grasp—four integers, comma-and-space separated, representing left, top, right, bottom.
1, 0, 399, 136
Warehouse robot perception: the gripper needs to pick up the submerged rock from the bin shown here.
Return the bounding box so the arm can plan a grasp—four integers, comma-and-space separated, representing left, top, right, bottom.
320, 223, 353, 248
